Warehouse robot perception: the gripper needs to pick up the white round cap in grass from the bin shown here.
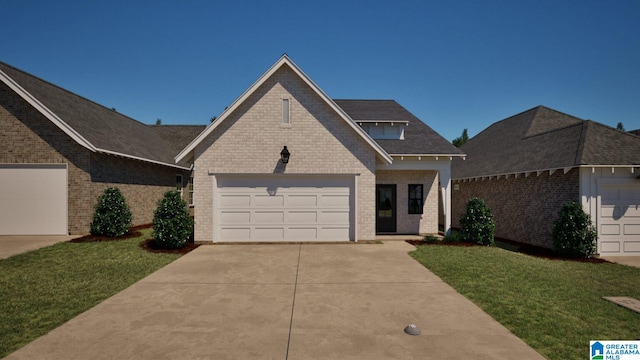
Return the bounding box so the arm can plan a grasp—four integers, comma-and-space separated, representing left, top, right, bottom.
404, 324, 421, 335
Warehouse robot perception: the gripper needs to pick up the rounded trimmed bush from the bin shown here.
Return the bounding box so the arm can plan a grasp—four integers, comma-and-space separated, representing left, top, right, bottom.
90, 187, 132, 237
552, 202, 597, 258
459, 197, 495, 246
153, 190, 194, 249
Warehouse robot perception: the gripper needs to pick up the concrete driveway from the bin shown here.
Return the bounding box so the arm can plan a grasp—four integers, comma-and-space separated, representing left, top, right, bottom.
0, 235, 80, 259
5, 242, 544, 360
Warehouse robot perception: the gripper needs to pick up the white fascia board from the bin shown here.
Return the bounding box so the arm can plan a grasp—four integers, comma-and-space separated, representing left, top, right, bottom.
98, 149, 190, 170
454, 164, 640, 181
175, 55, 393, 165
390, 154, 467, 158
0, 69, 97, 152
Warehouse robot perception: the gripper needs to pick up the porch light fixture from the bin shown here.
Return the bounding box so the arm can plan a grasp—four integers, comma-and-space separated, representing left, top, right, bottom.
280, 146, 290, 164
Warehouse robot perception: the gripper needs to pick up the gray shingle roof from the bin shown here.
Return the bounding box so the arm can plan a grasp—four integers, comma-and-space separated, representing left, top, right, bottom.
452, 105, 640, 179
151, 125, 205, 161
334, 100, 463, 155
0, 61, 184, 166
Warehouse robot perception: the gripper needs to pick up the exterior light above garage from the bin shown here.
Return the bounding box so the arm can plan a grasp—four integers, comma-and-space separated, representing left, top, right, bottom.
280, 146, 290, 164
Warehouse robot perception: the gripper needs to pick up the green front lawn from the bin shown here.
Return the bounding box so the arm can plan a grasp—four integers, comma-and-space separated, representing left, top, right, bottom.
0, 229, 181, 358
410, 244, 640, 360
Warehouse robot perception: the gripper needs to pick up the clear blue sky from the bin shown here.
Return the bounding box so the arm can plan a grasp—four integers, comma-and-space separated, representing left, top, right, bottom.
3, 0, 639, 141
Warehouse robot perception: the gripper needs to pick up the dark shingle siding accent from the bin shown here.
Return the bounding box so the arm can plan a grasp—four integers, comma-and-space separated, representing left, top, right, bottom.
334, 99, 463, 155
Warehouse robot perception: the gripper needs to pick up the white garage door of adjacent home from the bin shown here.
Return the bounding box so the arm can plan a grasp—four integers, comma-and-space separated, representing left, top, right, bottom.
598, 183, 640, 255
216, 175, 354, 242
0, 164, 68, 235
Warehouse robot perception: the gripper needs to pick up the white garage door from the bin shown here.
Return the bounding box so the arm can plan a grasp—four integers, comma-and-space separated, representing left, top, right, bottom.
216, 175, 354, 242
598, 183, 640, 255
0, 164, 68, 235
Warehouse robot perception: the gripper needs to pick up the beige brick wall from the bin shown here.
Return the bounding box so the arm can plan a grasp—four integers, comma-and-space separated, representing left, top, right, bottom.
451, 169, 580, 248
1, 82, 189, 234
376, 170, 439, 234
193, 65, 377, 241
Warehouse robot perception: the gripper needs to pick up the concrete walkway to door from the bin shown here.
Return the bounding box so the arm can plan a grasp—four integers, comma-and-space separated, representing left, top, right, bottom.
5, 242, 544, 359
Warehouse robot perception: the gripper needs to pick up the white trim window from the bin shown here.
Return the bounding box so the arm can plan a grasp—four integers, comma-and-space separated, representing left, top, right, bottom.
176, 174, 183, 195
188, 176, 194, 206
282, 98, 290, 125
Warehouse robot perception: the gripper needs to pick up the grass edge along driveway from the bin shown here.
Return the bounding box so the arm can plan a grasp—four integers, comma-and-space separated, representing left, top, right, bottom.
409, 244, 640, 360
0, 229, 181, 358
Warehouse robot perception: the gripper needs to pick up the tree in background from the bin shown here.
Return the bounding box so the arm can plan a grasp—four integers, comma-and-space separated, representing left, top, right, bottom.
616, 122, 625, 131
452, 128, 469, 147
155, 118, 162, 125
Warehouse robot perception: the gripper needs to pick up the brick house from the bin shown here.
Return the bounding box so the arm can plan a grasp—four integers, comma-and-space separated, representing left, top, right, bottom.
0, 61, 204, 235
451, 106, 640, 256
176, 55, 464, 242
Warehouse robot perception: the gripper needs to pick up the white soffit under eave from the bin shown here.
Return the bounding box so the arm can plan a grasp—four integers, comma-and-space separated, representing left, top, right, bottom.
174, 55, 393, 165
0, 69, 96, 152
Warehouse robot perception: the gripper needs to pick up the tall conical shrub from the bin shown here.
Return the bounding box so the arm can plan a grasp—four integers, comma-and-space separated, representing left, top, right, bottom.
459, 197, 495, 246
90, 187, 132, 237
153, 190, 194, 249
552, 202, 597, 258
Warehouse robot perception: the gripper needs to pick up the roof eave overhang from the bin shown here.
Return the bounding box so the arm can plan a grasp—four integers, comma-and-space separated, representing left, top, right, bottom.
97, 148, 190, 170
1, 69, 190, 170
175, 55, 393, 165
390, 153, 466, 159
453, 164, 640, 181
0, 68, 97, 152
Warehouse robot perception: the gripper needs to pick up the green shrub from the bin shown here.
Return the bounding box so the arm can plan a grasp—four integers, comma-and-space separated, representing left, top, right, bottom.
90, 187, 132, 237
552, 202, 597, 258
459, 197, 495, 246
443, 230, 463, 243
423, 235, 441, 243
153, 190, 194, 249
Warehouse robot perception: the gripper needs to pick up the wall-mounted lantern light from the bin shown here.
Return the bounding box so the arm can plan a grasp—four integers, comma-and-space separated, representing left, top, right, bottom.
280, 146, 290, 164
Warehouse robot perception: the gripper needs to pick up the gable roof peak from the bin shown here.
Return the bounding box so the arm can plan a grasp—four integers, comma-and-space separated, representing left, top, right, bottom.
175, 55, 393, 164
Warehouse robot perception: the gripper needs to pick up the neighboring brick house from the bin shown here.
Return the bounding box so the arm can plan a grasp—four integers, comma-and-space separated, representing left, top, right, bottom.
176, 55, 464, 243
0, 61, 202, 235
451, 106, 640, 256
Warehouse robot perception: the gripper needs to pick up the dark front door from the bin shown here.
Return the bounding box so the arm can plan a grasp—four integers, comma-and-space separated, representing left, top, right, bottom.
376, 184, 396, 233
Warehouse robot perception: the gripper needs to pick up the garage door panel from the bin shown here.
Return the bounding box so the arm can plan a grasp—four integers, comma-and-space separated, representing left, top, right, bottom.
255, 228, 285, 239
624, 241, 640, 253
321, 211, 350, 223
601, 224, 620, 235
0, 165, 67, 235
216, 175, 353, 242
288, 228, 317, 239
288, 211, 317, 223
320, 227, 350, 239
255, 195, 284, 207
601, 241, 621, 253
255, 211, 285, 223
288, 195, 317, 207
219, 211, 251, 223
624, 224, 640, 235
220, 228, 251, 240
599, 183, 640, 255
622, 206, 640, 217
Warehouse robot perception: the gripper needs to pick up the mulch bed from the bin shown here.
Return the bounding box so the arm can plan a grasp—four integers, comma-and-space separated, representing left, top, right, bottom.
69, 224, 200, 255
407, 237, 609, 263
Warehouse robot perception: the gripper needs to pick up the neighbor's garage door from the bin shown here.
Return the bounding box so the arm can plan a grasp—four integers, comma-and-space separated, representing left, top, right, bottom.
598, 183, 640, 255
216, 175, 353, 242
0, 164, 67, 235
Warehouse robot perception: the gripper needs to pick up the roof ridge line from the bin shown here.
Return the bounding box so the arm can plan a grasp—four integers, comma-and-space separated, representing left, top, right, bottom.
574, 121, 589, 165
